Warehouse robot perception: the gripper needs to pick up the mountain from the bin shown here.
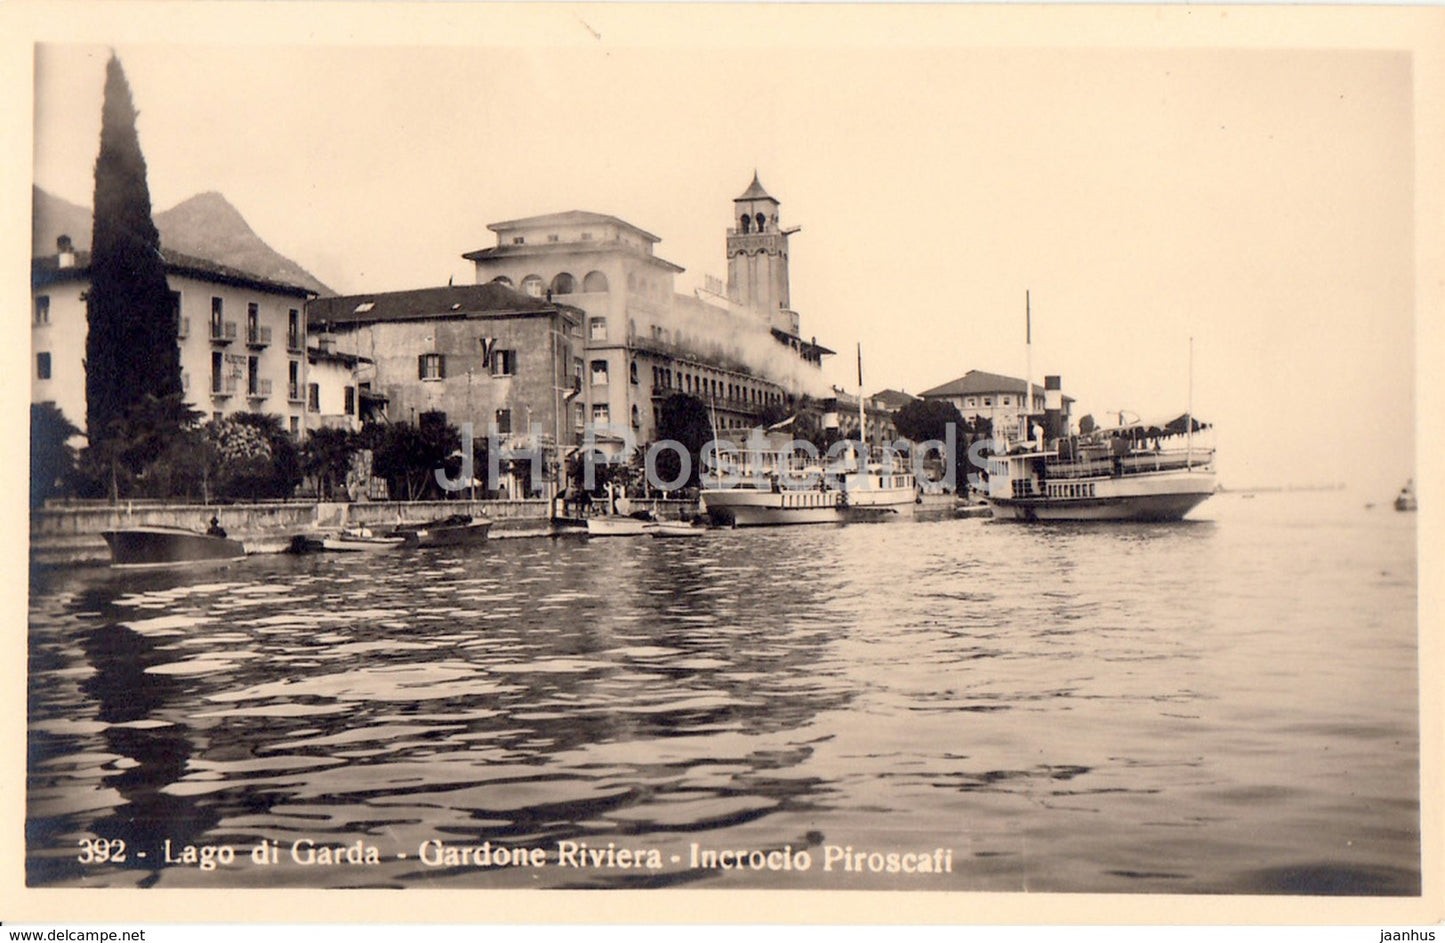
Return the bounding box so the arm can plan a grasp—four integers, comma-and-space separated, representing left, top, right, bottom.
32, 185, 333, 296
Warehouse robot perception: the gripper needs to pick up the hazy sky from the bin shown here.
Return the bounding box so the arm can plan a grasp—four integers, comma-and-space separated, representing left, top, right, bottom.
27, 8, 1426, 495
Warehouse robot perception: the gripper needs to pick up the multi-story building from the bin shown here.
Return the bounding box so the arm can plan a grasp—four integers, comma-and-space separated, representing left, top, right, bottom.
918, 369, 1072, 439
305, 283, 583, 495
461, 175, 830, 455
31, 238, 316, 439
305, 341, 376, 432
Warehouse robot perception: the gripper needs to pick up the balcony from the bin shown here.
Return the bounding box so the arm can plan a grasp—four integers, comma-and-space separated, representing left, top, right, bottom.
210, 320, 238, 344
211, 376, 238, 397
247, 379, 273, 400
287, 385, 303, 403
286, 332, 303, 353
246, 325, 272, 349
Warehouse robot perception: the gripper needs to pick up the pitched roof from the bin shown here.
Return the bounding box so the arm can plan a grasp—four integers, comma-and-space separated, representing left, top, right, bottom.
735, 172, 777, 203
871, 388, 918, 410
485, 210, 661, 244
920, 369, 1074, 403
307, 282, 579, 328
31, 248, 315, 298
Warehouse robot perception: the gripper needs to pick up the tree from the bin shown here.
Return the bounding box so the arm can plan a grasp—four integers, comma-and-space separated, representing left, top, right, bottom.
894, 398, 965, 444
207, 412, 301, 501
303, 427, 358, 500
364, 418, 461, 501
652, 393, 713, 489
1078, 413, 1096, 436
30, 403, 82, 508
86, 54, 180, 450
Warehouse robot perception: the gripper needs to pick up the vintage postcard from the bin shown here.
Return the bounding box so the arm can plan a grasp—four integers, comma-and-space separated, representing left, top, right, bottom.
4, 1, 1441, 931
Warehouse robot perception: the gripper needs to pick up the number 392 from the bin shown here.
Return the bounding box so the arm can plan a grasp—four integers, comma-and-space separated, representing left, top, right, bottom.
77, 837, 127, 864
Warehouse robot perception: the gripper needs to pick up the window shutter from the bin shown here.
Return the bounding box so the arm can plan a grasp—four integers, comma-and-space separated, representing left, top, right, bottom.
418, 354, 426, 379
438, 354, 447, 379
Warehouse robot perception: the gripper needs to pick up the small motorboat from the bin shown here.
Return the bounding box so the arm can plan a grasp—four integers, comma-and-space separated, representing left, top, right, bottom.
586, 514, 653, 537
320, 527, 406, 551
101, 525, 246, 567
646, 520, 707, 538
394, 514, 493, 547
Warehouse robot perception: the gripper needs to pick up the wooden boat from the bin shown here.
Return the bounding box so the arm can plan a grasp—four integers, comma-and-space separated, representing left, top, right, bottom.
586, 514, 653, 536
646, 520, 707, 538
320, 527, 406, 551
101, 525, 246, 568
394, 514, 493, 547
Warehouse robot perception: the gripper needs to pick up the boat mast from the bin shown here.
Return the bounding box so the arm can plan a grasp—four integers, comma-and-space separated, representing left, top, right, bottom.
1186, 335, 1194, 471
1025, 290, 1034, 448
856, 342, 866, 467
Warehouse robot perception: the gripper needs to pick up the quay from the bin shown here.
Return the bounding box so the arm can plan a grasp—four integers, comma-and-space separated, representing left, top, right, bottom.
30, 498, 697, 566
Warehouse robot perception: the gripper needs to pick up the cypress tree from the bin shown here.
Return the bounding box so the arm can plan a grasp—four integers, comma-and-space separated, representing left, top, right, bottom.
86, 53, 180, 447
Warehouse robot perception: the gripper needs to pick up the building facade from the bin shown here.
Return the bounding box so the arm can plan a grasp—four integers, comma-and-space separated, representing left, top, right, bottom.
461, 176, 829, 455
31, 243, 316, 439
306, 283, 582, 495
918, 369, 1071, 439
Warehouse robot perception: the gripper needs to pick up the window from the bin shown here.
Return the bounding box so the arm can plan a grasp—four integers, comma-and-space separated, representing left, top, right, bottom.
36, 352, 51, 380
591, 404, 610, 425
631, 404, 641, 428
491, 350, 517, 377
289, 416, 300, 436
287, 309, 301, 350
520, 275, 544, 297
289, 360, 301, 400
582, 271, 608, 292
34, 295, 50, 325
307, 383, 320, 411
213, 411, 223, 422
344, 386, 356, 416
495, 408, 512, 434
588, 317, 607, 341
591, 360, 609, 385
983, 398, 992, 407
547, 234, 560, 243
1002, 397, 1011, 407
211, 297, 224, 336
512, 236, 525, 245
247, 303, 259, 336
248, 356, 259, 394
551, 272, 575, 294
212, 352, 224, 393
581, 232, 593, 241
419, 353, 445, 380
573, 357, 584, 381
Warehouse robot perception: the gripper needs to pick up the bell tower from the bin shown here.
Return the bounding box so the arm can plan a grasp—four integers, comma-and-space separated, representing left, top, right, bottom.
727, 172, 797, 330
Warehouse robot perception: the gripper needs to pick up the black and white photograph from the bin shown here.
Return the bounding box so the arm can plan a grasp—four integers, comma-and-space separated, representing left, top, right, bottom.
7, 1, 1441, 930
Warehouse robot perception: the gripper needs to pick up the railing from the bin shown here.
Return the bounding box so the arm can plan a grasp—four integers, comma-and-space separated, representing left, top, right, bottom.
287, 385, 303, 403
211, 376, 238, 396
247, 379, 273, 398
1045, 447, 1214, 479
286, 333, 303, 352
247, 326, 272, 348
211, 320, 237, 343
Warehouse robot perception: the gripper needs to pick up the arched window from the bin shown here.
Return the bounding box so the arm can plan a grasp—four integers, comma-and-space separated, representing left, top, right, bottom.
631, 404, 641, 428
629, 361, 639, 384
582, 271, 608, 292
755, 212, 765, 232
740, 214, 751, 233
520, 275, 544, 297
550, 272, 576, 294
490, 275, 513, 287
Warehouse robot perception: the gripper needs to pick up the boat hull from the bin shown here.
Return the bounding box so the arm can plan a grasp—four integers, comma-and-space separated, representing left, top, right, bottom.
989, 470, 1216, 522
102, 527, 246, 567
586, 516, 653, 536
320, 535, 406, 551
701, 488, 844, 527
397, 520, 493, 547
647, 522, 706, 537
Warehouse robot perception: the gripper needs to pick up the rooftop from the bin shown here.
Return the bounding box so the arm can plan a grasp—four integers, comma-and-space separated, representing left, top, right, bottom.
735, 172, 777, 204
920, 369, 1074, 402
307, 282, 581, 328
31, 248, 316, 298
484, 210, 661, 244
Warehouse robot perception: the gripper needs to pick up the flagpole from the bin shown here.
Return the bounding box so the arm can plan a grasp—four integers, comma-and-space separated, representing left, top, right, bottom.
856, 342, 866, 464
1025, 290, 1033, 447
1187, 336, 1194, 471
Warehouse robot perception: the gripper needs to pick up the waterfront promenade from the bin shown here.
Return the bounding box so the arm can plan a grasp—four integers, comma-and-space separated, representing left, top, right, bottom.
30, 497, 697, 565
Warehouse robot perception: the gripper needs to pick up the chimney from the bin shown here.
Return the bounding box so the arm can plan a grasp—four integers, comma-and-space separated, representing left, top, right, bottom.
1044, 375, 1063, 440
57, 235, 75, 269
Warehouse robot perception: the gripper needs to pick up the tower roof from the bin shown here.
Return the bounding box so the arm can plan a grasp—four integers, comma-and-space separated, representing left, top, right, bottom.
735, 171, 777, 203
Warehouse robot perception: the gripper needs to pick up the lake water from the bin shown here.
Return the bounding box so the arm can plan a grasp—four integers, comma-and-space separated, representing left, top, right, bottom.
25, 492, 1420, 894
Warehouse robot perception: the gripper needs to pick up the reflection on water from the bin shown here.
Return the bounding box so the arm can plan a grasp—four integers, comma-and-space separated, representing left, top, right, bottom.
27, 494, 1419, 893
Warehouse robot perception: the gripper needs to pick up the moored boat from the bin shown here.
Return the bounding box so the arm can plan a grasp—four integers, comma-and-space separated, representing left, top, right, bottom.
586, 514, 654, 536
320, 527, 406, 551
646, 520, 708, 537
101, 525, 246, 567
987, 414, 1215, 522
394, 514, 493, 547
